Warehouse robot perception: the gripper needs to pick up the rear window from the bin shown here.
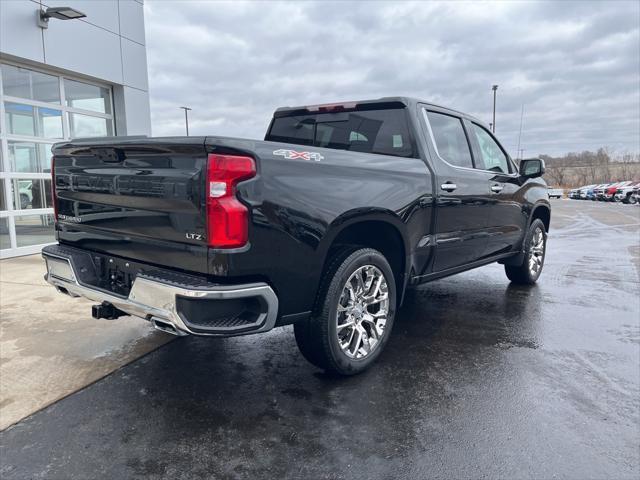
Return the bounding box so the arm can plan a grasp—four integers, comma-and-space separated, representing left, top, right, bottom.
426, 111, 473, 168
266, 107, 415, 158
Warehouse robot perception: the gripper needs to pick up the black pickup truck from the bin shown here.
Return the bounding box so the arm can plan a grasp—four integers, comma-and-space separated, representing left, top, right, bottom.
43, 97, 550, 375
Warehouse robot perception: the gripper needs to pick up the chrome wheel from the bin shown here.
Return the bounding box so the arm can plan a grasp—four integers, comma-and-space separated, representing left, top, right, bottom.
336, 265, 389, 359
528, 227, 545, 276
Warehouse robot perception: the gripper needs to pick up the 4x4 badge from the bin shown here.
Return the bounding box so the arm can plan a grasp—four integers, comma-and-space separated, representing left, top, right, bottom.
273, 149, 323, 162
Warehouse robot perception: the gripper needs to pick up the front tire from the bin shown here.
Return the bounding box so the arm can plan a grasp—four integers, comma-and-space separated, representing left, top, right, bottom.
294, 248, 396, 375
504, 219, 547, 285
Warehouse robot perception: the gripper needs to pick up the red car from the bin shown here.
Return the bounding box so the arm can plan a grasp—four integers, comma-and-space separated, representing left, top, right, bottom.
604, 181, 633, 201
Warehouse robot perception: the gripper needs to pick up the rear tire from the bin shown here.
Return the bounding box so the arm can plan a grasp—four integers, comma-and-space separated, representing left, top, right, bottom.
505, 219, 546, 285
294, 248, 396, 375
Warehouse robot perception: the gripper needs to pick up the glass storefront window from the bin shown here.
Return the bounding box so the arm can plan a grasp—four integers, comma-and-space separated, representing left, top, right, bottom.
1, 62, 114, 255
10, 179, 52, 210
64, 78, 111, 114
1, 64, 61, 104
0, 218, 10, 249
7, 141, 53, 173
69, 112, 112, 137
15, 214, 55, 247
4, 102, 63, 138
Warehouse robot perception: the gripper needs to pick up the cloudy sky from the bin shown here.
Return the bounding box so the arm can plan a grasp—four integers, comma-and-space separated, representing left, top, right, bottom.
144, 0, 639, 158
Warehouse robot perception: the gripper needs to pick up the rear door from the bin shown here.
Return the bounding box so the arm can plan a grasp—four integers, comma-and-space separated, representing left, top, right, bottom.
466, 121, 526, 257
420, 107, 493, 272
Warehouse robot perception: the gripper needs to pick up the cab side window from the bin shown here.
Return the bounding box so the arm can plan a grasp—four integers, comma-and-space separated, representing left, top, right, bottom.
471, 124, 510, 173
426, 111, 473, 168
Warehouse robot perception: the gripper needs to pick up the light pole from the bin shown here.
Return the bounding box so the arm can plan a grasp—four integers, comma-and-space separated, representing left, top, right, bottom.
491, 85, 498, 133
179, 106, 192, 136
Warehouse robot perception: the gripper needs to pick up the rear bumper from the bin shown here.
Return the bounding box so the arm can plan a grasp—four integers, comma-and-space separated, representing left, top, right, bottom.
42, 245, 279, 337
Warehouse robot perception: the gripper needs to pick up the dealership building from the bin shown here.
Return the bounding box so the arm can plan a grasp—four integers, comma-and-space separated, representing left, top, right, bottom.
0, 0, 151, 258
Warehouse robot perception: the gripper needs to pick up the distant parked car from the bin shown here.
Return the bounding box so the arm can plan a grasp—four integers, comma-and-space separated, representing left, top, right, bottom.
579, 184, 596, 199
576, 185, 586, 199
568, 188, 580, 199
616, 182, 640, 204
607, 181, 633, 202
597, 182, 627, 201
613, 182, 640, 203
548, 187, 563, 199
594, 183, 611, 200
586, 184, 602, 200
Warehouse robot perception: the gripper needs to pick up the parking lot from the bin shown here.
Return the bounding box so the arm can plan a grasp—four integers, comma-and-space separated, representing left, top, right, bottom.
0, 199, 639, 479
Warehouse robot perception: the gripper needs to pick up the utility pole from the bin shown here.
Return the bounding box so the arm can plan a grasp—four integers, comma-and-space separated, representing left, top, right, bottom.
491, 85, 498, 133
179, 106, 192, 136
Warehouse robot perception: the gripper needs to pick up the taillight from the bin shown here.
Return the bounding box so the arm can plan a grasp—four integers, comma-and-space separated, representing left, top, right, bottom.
206, 153, 256, 248
51, 156, 58, 222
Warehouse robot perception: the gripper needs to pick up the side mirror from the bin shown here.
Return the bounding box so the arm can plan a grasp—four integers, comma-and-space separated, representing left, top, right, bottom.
519, 158, 545, 179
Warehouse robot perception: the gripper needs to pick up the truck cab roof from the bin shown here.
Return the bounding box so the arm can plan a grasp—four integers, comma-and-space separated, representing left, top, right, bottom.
274, 96, 488, 128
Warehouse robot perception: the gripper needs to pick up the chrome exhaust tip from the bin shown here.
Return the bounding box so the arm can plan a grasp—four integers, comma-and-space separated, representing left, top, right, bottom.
151, 317, 187, 336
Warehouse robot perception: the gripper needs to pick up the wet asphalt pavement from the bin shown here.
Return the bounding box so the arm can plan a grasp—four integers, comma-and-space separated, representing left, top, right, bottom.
1, 200, 639, 480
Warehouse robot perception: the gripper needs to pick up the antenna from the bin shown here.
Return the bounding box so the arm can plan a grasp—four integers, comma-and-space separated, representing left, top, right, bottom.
516, 104, 525, 159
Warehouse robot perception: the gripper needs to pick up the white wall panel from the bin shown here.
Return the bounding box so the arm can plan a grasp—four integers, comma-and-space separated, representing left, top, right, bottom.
43, 18, 123, 84
42, 0, 120, 34
0, 0, 45, 64
121, 38, 148, 90
118, 0, 146, 45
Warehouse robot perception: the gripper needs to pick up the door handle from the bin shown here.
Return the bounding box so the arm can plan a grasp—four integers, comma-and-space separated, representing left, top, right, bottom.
440, 182, 457, 192
490, 184, 504, 193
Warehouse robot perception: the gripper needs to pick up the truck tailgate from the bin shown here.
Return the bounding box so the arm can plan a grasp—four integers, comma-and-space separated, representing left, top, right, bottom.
53, 137, 209, 274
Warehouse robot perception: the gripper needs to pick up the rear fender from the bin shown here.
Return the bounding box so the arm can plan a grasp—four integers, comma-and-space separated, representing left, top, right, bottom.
317, 208, 411, 301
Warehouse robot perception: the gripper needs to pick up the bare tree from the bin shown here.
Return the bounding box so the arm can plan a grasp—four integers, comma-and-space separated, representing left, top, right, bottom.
545, 165, 569, 186
586, 161, 599, 184
618, 151, 640, 180
576, 168, 590, 186
535, 148, 638, 187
